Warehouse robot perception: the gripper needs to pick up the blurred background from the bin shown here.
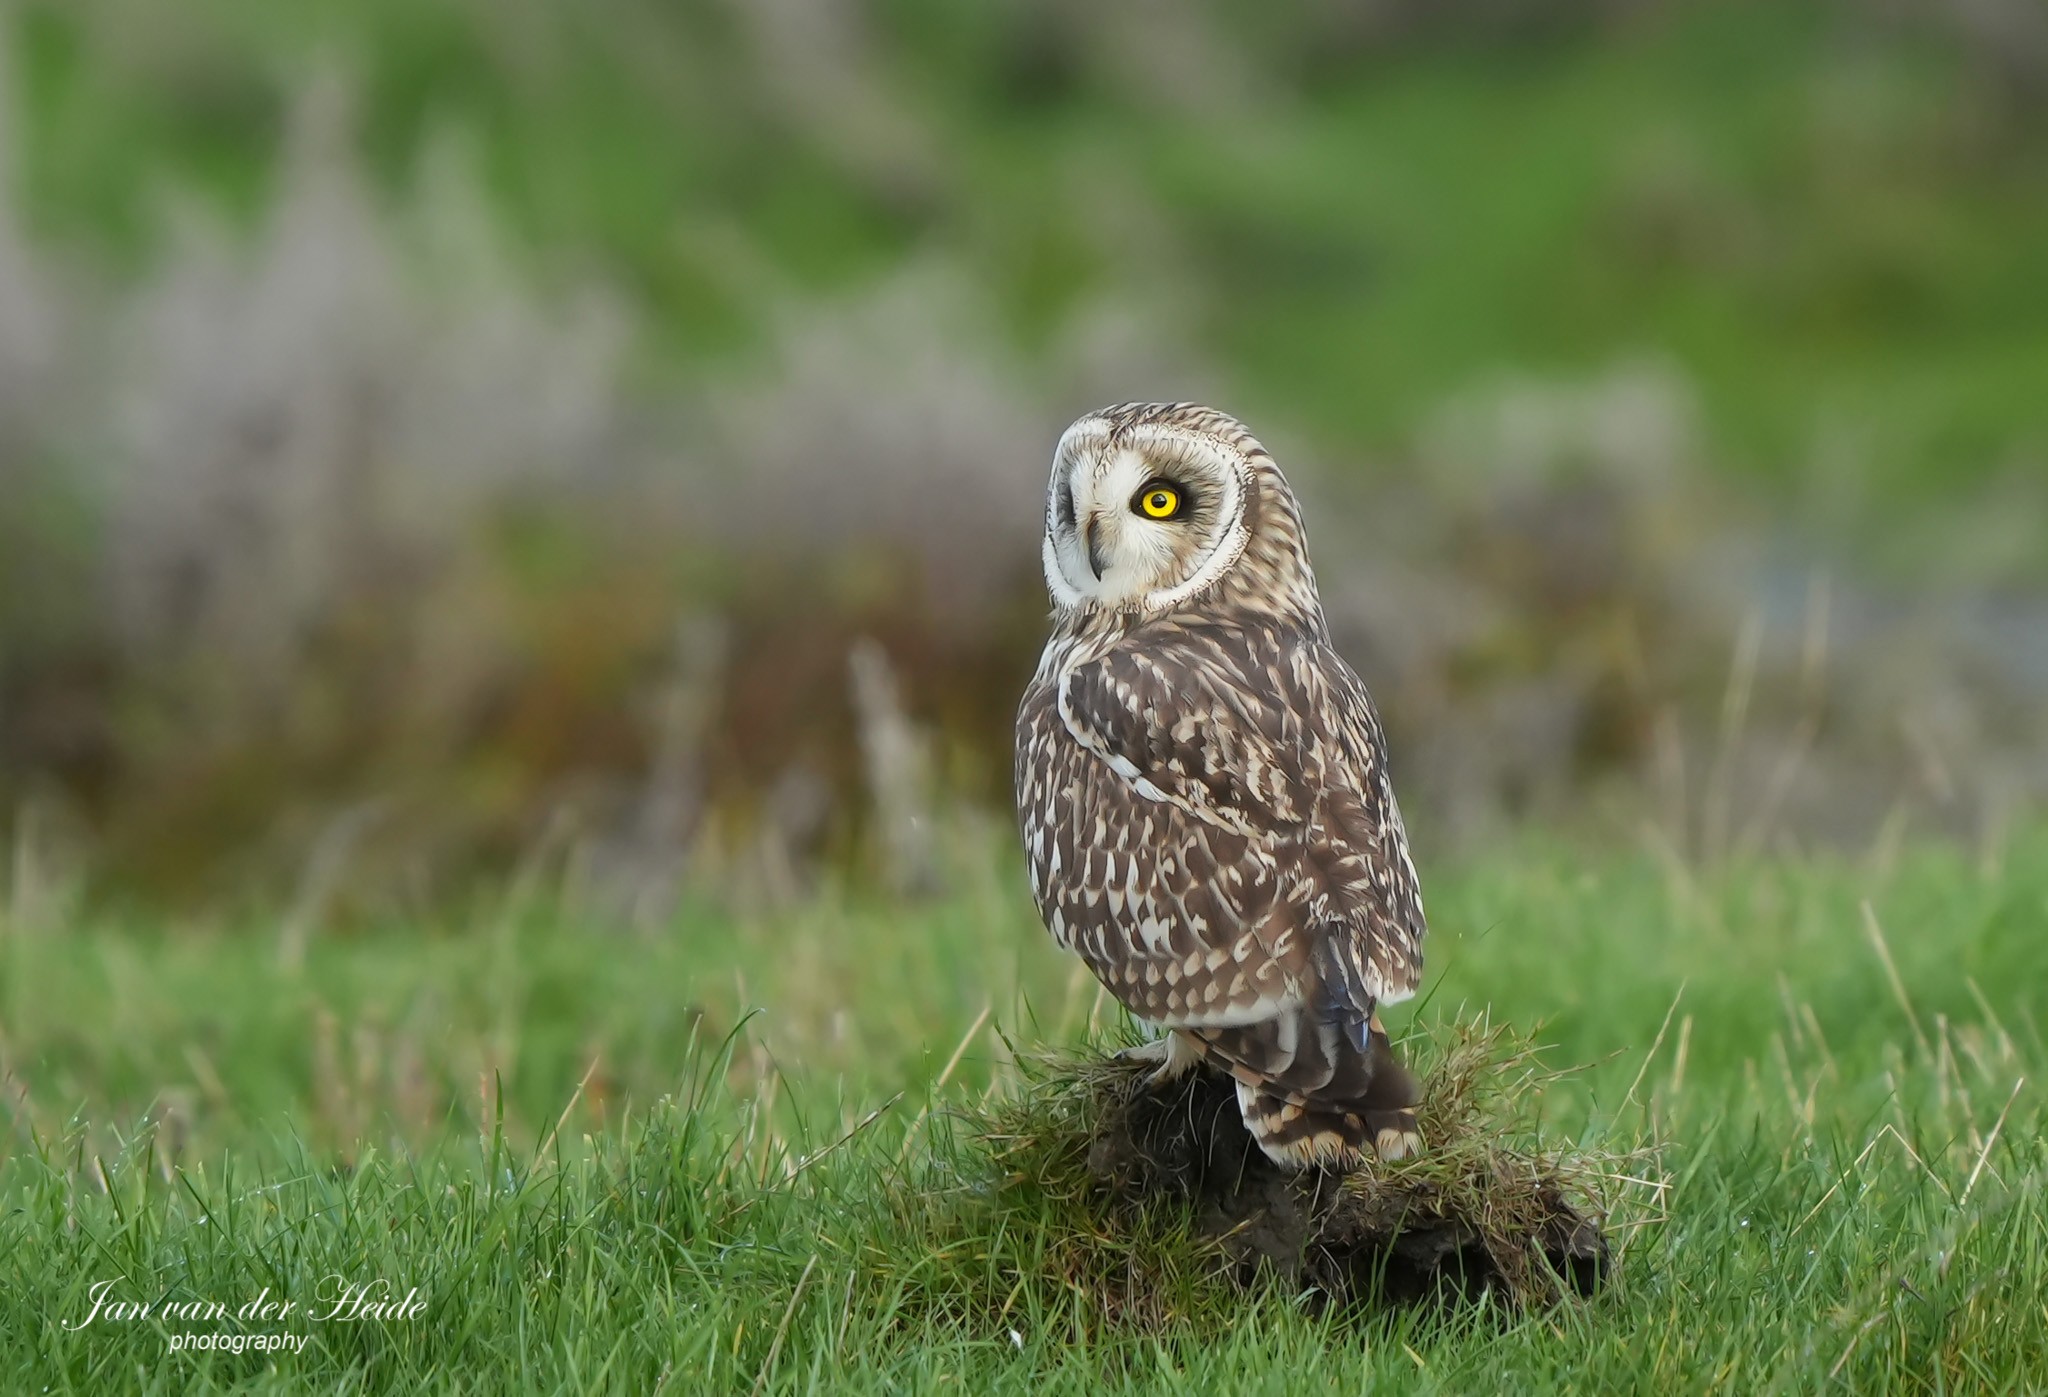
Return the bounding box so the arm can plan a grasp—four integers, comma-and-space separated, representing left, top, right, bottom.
1, 0, 2044, 923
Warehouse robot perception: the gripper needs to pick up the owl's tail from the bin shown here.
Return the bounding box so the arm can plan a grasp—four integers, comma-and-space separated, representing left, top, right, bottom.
1226, 1019, 1423, 1171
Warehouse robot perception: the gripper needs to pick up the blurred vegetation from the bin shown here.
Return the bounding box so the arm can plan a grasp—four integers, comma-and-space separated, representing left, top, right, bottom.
2, 0, 2046, 906
11, 0, 2046, 503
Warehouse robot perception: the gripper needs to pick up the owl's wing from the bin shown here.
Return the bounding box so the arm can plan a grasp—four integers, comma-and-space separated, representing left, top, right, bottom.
1059, 625, 1425, 1005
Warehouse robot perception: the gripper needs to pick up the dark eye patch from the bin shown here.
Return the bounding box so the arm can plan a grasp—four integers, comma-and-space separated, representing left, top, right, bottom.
1056, 478, 1076, 530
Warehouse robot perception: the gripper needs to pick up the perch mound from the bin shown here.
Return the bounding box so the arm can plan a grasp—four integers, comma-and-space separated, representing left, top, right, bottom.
1088, 1059, 1607, 1308
979, 1025, 1623, 1314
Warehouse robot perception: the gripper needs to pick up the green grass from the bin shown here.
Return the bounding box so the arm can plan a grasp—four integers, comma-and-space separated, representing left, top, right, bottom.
3, 828, 2046, 1391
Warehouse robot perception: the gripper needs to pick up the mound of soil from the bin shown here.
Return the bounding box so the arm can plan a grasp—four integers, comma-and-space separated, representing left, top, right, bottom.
1081, 1058, 1611, 1310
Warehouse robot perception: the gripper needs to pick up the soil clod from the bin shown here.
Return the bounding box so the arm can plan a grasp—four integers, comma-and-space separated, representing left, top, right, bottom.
1056, 1038, 1618, 1312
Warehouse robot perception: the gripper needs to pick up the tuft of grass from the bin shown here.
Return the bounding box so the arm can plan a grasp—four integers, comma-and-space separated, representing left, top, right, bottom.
936, 1018, 1656, 1319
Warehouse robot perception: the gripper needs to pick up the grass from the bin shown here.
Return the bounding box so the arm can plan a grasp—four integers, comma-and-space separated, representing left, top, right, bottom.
2, 827, 2045, 1391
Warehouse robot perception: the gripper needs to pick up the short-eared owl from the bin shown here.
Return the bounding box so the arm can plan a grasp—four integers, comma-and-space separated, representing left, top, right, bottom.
1015, 402, 1427, 1169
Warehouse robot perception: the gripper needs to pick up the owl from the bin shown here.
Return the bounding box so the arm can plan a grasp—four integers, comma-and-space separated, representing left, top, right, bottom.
1015, 402, 1427, 1170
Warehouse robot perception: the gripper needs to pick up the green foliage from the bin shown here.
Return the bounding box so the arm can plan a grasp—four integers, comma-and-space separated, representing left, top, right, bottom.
2, 832, 2045, 1390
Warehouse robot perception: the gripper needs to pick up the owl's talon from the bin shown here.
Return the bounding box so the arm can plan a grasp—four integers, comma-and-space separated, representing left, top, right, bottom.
1118, 1030, 1205, 1086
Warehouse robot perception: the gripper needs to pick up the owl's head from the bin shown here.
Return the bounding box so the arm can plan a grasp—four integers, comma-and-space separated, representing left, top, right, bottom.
1041, 403, 1319, 621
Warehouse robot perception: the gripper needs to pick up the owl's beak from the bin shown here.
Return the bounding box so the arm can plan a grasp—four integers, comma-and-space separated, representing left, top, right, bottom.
1083, 515, 1108, 579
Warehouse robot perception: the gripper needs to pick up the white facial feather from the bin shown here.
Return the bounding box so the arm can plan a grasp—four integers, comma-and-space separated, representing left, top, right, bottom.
1041, 421, 1252, 613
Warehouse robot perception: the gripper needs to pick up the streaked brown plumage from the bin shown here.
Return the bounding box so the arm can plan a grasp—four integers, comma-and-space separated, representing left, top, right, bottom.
1014, 402, 1426, 1169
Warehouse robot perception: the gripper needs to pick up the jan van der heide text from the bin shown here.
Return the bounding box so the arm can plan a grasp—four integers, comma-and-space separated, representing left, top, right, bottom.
62, 1276, 425, 1354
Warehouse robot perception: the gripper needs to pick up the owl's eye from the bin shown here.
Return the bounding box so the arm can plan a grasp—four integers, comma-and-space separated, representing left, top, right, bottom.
1133, 481, 1185, 520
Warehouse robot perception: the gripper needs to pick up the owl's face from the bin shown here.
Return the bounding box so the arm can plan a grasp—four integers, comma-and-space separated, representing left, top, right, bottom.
1041, 410, 1257, 614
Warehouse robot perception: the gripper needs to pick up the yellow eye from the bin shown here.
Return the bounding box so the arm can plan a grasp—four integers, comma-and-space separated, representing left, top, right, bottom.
1135, 483, 1182, 520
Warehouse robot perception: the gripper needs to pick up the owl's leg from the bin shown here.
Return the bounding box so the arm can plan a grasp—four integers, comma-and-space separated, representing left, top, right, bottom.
1117, 1028, 1207, 1086
1358, 1012, 1423, 1162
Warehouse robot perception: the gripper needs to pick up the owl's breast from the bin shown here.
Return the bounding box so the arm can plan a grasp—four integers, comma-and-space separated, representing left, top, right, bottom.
1015, 662, 1301, 1025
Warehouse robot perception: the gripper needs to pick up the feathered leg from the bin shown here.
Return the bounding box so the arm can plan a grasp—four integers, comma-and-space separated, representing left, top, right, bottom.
1118, 1028, 1207, 1087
